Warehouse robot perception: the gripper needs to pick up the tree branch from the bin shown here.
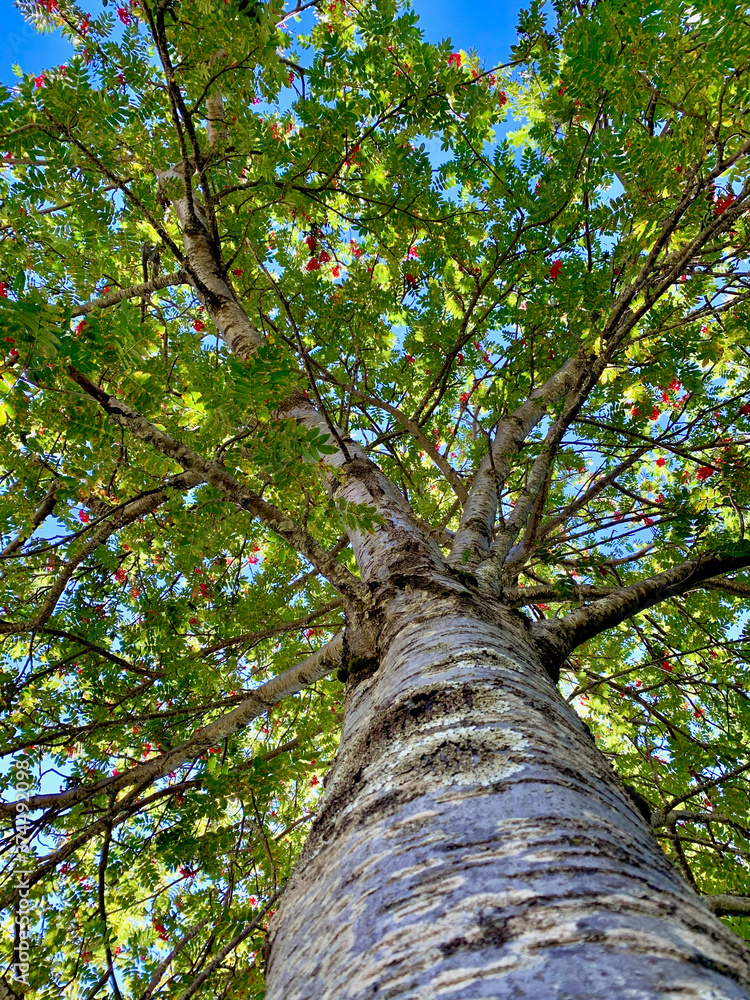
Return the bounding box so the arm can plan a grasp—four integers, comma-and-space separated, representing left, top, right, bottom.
344, 385, 468, 503
172, 890, 282, 1000
449, 355, 587, 569
701, 576, 750, 599
0, 634, 344, 817
67, 368, 366, 604
0, 472, 202, 635
197, 599, 343, 657
71, 271, 188, 318
538, 449, 647, 542
487, 373, 594, 572
502, 567, 750, 608
137, 917, 211, 1000
704, 895, 750, 917
531, 551, 750, 669
0, 482, 57, 557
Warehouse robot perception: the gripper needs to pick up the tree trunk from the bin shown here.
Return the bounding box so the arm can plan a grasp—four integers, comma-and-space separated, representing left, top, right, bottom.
265, 591, 750, 999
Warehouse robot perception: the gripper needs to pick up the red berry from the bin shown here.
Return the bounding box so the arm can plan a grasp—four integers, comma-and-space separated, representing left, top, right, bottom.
714, 193, 735, 216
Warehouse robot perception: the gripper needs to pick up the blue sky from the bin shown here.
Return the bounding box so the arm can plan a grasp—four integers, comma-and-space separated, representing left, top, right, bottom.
416, 0, 525, 68
1, 4, 72, 85
1, 0, 526, 86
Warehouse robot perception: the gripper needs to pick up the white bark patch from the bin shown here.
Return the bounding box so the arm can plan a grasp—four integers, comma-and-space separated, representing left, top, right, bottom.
344, 707, 526, 809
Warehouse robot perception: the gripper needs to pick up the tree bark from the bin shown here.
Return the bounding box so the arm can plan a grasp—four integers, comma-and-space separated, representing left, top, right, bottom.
265, 591, 750, 998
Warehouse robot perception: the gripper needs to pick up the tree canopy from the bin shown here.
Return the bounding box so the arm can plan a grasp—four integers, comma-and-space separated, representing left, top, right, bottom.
1, 0, 750, 995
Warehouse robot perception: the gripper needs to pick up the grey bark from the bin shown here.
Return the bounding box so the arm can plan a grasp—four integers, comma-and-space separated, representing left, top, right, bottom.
265, 591, 750, 999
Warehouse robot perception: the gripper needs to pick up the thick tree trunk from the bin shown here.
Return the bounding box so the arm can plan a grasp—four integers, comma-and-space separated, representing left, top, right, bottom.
265, 592, 750, 999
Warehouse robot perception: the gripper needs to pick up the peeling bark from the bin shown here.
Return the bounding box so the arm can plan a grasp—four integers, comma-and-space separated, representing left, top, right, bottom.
266, 593, 750, 999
